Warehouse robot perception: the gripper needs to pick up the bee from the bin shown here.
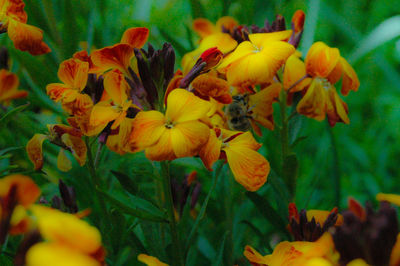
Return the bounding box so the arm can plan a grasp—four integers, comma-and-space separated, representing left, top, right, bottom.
225, 94, 252, 131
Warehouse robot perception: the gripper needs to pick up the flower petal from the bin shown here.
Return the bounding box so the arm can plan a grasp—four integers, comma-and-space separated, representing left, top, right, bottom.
103, 70, 129, 105
131, 110, 166, 149
297, 78, 327, 121
145, 130, 176, 161
248, 30, 293, 46
61, 134, 87, 166
120, 27, 149, 48
340, 57, 360, 96
57, 58, 89, 91
91, 43, 134, 74
193, 18, 216, 38
7, 19, 50, 55
26, 134, 48, 170
305, 42, 340, 78
199, 129, 222, 171
137, 254, 168, 266
0, 175, 41, 207
90, 101, 121, 127
57, 149, 72, 172
283, 54, 311, 92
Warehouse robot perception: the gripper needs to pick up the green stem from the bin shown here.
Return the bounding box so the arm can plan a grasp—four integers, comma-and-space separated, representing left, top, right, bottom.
327, 124, 341, 208
160, 161, 184, 266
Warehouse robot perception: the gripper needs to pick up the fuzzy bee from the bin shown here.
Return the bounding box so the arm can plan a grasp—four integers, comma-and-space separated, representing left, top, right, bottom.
225, 94, 252, 131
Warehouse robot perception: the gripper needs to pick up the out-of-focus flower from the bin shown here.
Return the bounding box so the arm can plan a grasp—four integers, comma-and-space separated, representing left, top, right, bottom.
130, 89, 211, 161
244, 233, 338, 266
297, 42, 360, 126
199, 128, 269, 191
376, 193, 400, 206
171, 171, 201, 220
288, 10, 305, 48
0, 68, 27, 104
190, 70, 232, 104
46, 58, 93, 116
26, 124, 87, 171
193, 16, 238, 39
0, 0, 50, 55
25, 205, 105, 266
0, 175, 40, 243
218, 30, 295, 91
138, 254, 168, 266
288, 203, 343, 242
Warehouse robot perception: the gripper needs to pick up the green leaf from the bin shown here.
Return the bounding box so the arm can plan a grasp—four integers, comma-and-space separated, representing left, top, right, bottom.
111, 170, 138, 196
282, 153, 299, 198
62, 0, 79, 58
0, 147, 24, 157
213, 231, 229, 266
349, 16, 400, 62
246, 191, 290, 237
0, 103, 30, 126
97, 189, 168, 223
189, 0, 206, 19
290, 136, 308, 149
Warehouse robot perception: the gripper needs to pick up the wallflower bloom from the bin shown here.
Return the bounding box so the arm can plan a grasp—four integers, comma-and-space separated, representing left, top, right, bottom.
0, 0, 50, 55
296, 41, 359, 126
26, 124, 86, 171
26, 205, 104, 266
131, 89, 211, 161
193, 16, 238, 39
199, 128, 269, 191
138, 254, 168, 266
46, 58, 93, 116
0, 68, 27, 104
218, 30, 295, 91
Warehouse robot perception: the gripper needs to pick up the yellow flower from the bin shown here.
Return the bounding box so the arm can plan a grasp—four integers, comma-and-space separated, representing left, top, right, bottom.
218, 30, 295, 90
130, 89, 211, 161
0, 0, 50, 55
376, 193, 400, 206
138, 254, 168, 266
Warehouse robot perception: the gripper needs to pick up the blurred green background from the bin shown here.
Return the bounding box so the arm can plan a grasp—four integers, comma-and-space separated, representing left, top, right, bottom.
1, 0, 400, 265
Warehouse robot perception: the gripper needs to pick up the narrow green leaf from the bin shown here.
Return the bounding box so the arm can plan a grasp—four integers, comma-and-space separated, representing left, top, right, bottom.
0, 103, 30, 126
290, 136, 308, 149
213, 231, 229, 266
189, 0, 206, 19
97, 189, 168, 223
111, 170, 138, 196
246, 192, 290, 237
0, 147, 23, 156
282, 153, 299, 198
62, 0, 79, 58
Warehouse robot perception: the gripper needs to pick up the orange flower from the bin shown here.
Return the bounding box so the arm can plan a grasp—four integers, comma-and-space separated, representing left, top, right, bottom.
46, 58, 93, 116
199, 128, 269, 191
0, 0, 50, 55
0, 68, 27, 104
193, 16, 238, 39
105, 117, 138, 155
191, 70, 232, 104
137, 254, 168, 266
91, 27, 149, 75
296, 42, 360, 126
218, 30, 295, 90
90, 69, 140, 130
130, 89, 211, 161
26, 124, 87, 171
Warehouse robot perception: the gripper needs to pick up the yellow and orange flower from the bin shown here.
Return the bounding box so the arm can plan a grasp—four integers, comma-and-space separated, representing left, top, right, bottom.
46, 58, 93, 116
199, 128, 269, 191
26, 205, 105, 266
90, 27, 149, 76
193, 16, 238, 39
0, 68, 27, 104
138, 254, 168, 266
0, 175, 40, 238
296, 42, 360, 126
190, 70, 232, 104
0, 0, 50, 55
26, 124, 87, 171
130, 88, 211, 161
218, 30, 295, 91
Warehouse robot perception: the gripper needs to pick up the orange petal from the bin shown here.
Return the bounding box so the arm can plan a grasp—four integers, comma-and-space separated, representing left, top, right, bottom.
26, 134, 48, 170
57, 58, 89, 91
340, 57, 360, 96
103, 70, 129, 105
3, 0, 27, 23
283, 54, 311, 92
191, 72, 232, 104
145, 130, 177, 161
243, 245, 268, 265
131, 110, 166, 148
46, 83, 70, 102
223, 132, 269, 191
137, 254, 168, 266
71, 109, 107, 137
0, 174, 41, 207
90, 101, 121, 127
305, 42, 340, 78
0, 69, 24, 102
57, 149, 72, 172
199, 129, 222, 171
170, 121, 210, 158
165, 89, 211, 123
120, 27, 149, 48
61, 93, 93, 116
326, 88, 349, 126
48, 124, 82, 138
7, 19, 51, 55
61, 134, 87, 166
291, 10, 305, 33
390, 234, 400, 266
91, 43, 134, 74
297, 78, 328, 121
193, 18, 216, 38
215, 16, 238, 32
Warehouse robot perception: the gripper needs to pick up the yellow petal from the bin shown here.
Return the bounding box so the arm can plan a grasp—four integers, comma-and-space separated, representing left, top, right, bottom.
26, 243, 100, 266
103, 70, 129, 105
61, 134, 87, 166
283, 54, 311, 92
137, 254, 168, 266
376, 193, 400, 206
305, 42, 340, 78
90, 101, 121, 127
170, 121, 210, 158
57, 58, 89, 91
340, 57, 360, 96
199, 129, 222, 171
248, 30, 293, 46
165, 89, 211, 123
26, 134, 48, 171
131, 110, 166, 149
145, 130, 176, 161
218, 41, 255, 70
297, 78, 327, 121
57, 149, 72, 172
243, 245, 269, 265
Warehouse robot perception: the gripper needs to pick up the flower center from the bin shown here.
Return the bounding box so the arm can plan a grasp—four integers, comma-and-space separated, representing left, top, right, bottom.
315, 77, 332, 91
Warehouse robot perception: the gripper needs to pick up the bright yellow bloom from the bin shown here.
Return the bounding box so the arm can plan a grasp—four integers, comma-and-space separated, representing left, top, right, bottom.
297, 42, 359, 126
138, 254, 168, 266
0, 69, 27, 104
199, 128, 269, 191
26, 205, 104, 266
26, 124, 87, 171
130, 89, 211, 161
376, 193, 400, 206
0, 0, 50, 55
218, 30, 295, 90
